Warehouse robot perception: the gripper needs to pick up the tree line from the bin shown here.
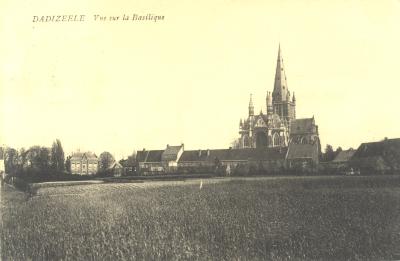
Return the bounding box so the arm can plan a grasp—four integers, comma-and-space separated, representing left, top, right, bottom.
4, 139, 66, 180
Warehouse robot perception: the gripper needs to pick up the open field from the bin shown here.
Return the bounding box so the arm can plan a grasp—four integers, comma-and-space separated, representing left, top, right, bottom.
2, 175, 400, 260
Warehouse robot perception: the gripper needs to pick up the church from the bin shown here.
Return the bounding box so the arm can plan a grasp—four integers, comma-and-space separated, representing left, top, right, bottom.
136, 45, 321, 175
238, 45, 319, 153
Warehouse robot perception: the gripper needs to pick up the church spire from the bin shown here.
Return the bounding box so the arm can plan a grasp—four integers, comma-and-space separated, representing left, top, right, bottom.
272, 44, 289, 102
248, 94, 254, 116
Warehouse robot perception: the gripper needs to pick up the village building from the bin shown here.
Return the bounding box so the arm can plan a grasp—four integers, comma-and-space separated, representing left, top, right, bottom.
136, 144, 184, 175
119, 159, 136, 175
70, 151, 98, 175
178, 147, 288, 174
350, 138, 400, 174
330, 149, 356, 169
109, 161, 124, 177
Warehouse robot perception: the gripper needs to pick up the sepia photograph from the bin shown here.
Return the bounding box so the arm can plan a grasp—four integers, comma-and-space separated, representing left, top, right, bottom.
1, 0, 400, 260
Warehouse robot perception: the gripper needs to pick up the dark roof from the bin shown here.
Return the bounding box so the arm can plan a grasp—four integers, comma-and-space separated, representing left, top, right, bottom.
290, 118, 315, 135
286, 143, 319, 160
162, 145, 183, 161
137, 150, 164, 163
179, 147, 287, 162
136, 151, 147, 162
332, 149, 356, 162
164, 145, 182, 155
70, 151, 97, 161
352, 138, 400, 159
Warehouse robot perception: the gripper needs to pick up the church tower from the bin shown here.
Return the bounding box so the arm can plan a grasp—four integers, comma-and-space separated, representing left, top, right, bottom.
271, 45, 296, 123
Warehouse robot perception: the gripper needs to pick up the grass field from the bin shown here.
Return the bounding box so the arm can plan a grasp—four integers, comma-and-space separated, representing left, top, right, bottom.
1, 175, 400, 260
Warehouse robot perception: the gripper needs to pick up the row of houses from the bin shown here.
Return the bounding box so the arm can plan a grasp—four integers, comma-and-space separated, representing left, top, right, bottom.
136, 142, 320, 175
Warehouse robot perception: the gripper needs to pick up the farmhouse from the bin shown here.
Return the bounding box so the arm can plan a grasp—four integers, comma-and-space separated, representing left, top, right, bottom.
350, 138, 400, 174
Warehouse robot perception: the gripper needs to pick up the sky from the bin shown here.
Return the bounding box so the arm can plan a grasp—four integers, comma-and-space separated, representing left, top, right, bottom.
1, 0, 400, 159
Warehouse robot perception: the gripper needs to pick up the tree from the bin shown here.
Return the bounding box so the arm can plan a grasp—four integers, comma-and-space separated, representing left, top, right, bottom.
335, 146, 343, 158
65, 156, 71, 173
5, 147, 18, 174
50, 139, 65, 173
24, 146, 51, 175
99, 151, 115, 172
323, 144, 335, 162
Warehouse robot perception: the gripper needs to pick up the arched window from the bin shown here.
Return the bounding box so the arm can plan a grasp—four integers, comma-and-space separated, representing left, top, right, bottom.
243, 136, 249, 147
273, 133, 280, 147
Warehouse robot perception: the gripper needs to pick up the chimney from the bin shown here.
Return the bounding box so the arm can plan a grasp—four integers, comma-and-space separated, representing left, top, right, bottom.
143, 148, 146, 152
207, 149, 210, 157
198, 150, 202, 157
167, 144, 169, 148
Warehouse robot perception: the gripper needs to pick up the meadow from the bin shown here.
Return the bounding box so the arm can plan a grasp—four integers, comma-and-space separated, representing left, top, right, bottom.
1, 175, 400, 260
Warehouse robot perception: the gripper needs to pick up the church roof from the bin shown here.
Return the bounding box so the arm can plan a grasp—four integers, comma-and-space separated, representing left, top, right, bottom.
290, 118, 315, 134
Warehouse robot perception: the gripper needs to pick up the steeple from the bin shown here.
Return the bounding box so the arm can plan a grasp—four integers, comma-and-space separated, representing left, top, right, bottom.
248, 94, 254, 116
272, 44, 289, 102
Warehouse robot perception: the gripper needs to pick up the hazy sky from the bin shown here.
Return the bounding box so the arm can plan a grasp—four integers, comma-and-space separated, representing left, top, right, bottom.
1, 0, 400, 159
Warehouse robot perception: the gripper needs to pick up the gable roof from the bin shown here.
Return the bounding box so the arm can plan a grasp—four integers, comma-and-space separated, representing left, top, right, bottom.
290, 118, 315, 135
352, 138, 400, 159
163, 145, 182, 155
137, 150, 164, 163
70, 151, 97, 161
109, 161, 123, 169
332, 149, 356, 162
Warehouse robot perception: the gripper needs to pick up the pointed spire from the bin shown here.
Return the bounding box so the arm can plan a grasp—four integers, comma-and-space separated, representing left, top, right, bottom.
272, 44, 289, 102
292, 92, 296, 103
248, 94, 254, 116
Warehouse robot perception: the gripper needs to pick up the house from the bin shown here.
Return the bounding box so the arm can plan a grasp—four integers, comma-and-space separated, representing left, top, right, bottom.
119, 159, 136, 175
350, 138, 400, 174
109, 161, 124, 177
70, 151, 98, 175
331, 149, 356, 168
136, 144, 184, 175
136, 149, 164, 175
